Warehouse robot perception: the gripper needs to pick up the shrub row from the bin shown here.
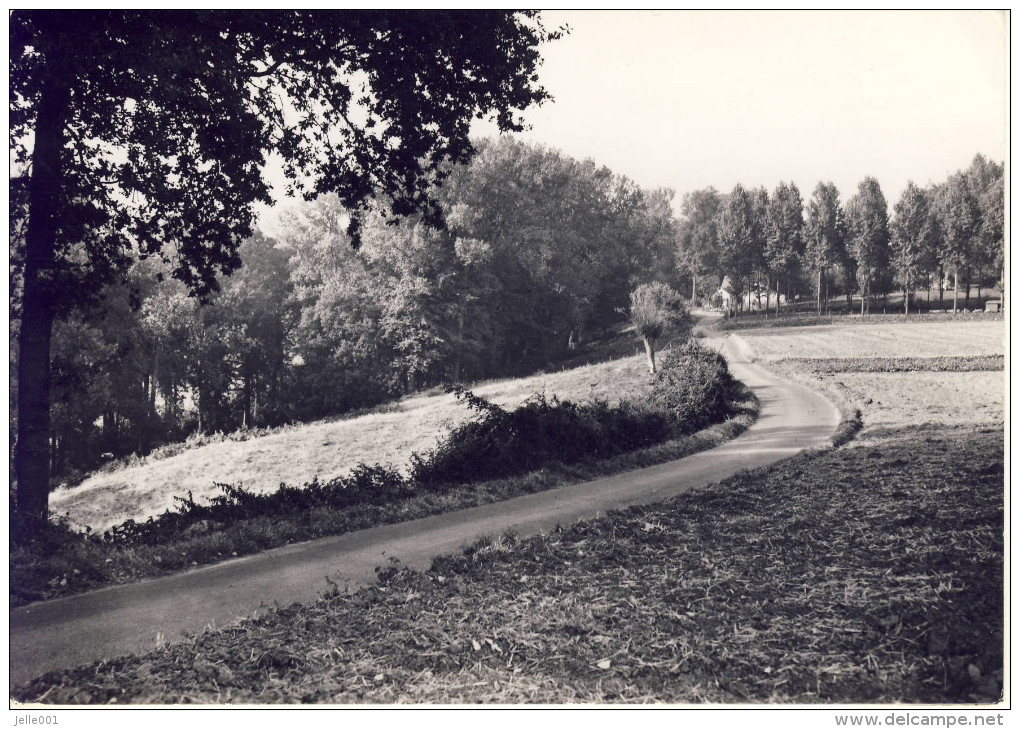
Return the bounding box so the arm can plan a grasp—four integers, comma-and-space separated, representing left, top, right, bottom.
409, 387, 673, 490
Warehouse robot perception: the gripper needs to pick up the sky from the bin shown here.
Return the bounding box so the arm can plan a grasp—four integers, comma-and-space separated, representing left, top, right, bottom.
259, 9, 1007, 230
470, 9, 1007, 208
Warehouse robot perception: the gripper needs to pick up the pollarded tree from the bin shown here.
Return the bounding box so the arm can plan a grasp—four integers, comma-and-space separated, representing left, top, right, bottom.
890, 182, 938, 314
936, 173, 980, 313
804, 182, 846, 314
10, 9, 560, 529
627, 283, 692, 374
765, 181, 805, 316
845, 178, 891, 315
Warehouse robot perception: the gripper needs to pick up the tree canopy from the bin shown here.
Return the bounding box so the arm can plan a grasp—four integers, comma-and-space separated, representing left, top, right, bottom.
845, 177, 890, 314
10, 9, 562, 528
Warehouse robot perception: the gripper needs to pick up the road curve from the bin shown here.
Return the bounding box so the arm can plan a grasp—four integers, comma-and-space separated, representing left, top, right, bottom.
10, 325, 839, 687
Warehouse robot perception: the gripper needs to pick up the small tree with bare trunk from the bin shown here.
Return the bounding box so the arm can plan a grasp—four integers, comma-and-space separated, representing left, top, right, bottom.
627, 282, 691, 374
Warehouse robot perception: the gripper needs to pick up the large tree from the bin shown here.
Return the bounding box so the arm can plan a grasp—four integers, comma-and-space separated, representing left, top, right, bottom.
676, 188, 722, 302
717, 184, 756, 313
890, 182, 937, 315
10, 10, 559, 529
765, 181, 804, 316
936, 172, 981, 313
749, 187, 771, 310
845, 177, 890, 315
965, 154, 1005, 303
804, 182, 846, 314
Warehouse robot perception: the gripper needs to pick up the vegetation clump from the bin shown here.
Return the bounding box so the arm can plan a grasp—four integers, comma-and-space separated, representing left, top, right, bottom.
651, 341, 737, 432
410, 386, 673, 489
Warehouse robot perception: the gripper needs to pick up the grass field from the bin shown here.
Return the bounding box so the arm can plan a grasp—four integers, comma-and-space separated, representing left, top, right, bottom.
735, 321, 1004, 361
50, 354, 655, 532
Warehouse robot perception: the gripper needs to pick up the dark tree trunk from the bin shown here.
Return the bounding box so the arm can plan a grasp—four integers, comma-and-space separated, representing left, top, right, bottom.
823, 268, 829, 314
938, 265, 944, 309
150, 349, 159, 412
242, 372, 251, 429
15, 52, 73, 531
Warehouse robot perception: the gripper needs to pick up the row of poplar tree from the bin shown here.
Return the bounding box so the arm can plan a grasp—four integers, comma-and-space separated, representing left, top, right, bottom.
675, 154, 1004, 315
9, 141, 1003, 484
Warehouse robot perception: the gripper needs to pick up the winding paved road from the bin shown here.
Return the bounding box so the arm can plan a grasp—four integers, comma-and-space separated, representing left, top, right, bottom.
10, 320, 839, 687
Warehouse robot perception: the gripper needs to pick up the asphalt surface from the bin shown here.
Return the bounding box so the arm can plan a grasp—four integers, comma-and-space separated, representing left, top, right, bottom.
10, 326, 839, 687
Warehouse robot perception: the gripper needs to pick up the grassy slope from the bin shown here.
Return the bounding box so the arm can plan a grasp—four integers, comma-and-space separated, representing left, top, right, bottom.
14, 322, 1004, 704
13, 381, 759, 607
51, 353, 656, 532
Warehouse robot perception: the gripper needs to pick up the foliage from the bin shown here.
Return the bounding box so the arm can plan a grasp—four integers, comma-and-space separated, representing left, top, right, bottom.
10, 9, 563, 526
675, 187, 722, 299
717, 184, 758, 305
890, 182, 938, 306
411, 387, 673, 489
17, 132, 691, 490
764, 181, 804, 280
966, 155, 1005, 280
936, 172, 980, 276
804, 182, 846, 274
845, 177, 891, 310
627, 283, 689, 342
651, 341, 736, 432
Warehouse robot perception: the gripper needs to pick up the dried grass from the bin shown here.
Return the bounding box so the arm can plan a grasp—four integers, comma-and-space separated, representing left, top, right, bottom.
50, 355, 654, 532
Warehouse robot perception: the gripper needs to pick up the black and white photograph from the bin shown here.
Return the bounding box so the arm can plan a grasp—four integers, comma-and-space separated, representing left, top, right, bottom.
8, 8, 1007, 717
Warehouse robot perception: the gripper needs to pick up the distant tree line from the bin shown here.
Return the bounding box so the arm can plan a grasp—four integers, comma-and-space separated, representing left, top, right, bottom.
9, 137, 679, 483
9, 136, 1003, 490
676, 154, 1005, 316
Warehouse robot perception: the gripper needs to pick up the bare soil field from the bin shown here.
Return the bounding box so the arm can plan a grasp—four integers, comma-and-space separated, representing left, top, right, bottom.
16, 426, 1003, 704
50, 354, 653, 532
831, 372, 1004, 435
